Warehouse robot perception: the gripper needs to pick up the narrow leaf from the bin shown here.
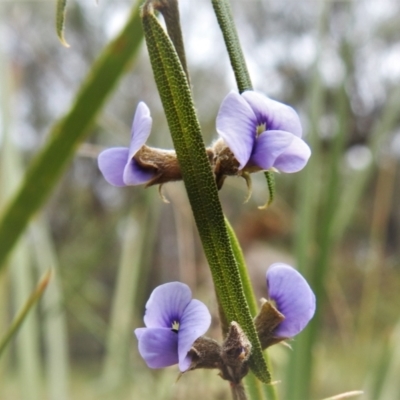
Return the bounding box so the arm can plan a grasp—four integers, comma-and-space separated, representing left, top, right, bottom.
0, 270, 52, 358
211, 0, 252, 93
141, 5, 270, 383
226, 217, 278, 400
211, 0, 275, 210
0, 0, 143, 271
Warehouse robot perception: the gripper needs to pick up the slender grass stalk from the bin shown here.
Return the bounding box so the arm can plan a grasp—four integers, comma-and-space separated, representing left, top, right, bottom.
244, 372, 265, 400
0, 271, 51, 358
224, 218, 257, 316
168, 186, 197, 287
211, 0, 275, 207
357, 160, 396, 341
101, 207, 150, 389
331, 83, 400, 242
309, 80, 349, 384
0, 51, 42, 400
225, 218, 278, 400
286, 3, 330, 398
0, 0, 144, 271
211, 0, 252, 93
152, 0, 190, 82
10, 245, 43, 400
142, 4, 270, 383
365, 321, 400, 399
30, 219, 70, 400
0, 270, 8, 376
209, 0, 278, 394
0, 19, 11, 380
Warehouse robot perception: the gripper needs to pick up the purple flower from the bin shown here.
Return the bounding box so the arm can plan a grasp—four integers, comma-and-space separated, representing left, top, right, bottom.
267, 263, 315, 338
98, 102, 157, 186
134, 282, 211, 372
216, 91, 311, 173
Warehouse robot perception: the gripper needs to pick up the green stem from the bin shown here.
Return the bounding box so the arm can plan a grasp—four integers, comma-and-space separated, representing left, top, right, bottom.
211, 0, 252, 93
225, 218, 278, 400
152, 0, 190, 82
0, 0, 144, 271
211, 0, 278, 394
0, 271, 51, 357
211, 0, 275, 206
141, 4, 270, 383
225, 218, 257, 316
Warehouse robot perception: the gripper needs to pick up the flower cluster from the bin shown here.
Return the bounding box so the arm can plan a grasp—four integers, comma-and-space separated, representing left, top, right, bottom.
97, 91, 311, 191
98, 93, 315, 381
135, 264, 315, 375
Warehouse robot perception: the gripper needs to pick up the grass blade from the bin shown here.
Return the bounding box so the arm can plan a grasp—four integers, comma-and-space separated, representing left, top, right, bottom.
101, 206, 150, 389
0, 0, 144, 271
30, 218, 70, 400
0, 271, 52, 358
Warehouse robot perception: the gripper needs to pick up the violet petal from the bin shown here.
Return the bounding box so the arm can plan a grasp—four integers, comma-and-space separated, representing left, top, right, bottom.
242, 91, 303, 137
123, 159, 157, 186
177, 299, 212, 371
250, 130, 295, 171
135, 327, 179, 368
273, 136, 311, 173
267, 263, 315, 338
128, 102, 153, 159
98, 147, 128, 187
216, 91, 257, 169
144, 282, 192, 329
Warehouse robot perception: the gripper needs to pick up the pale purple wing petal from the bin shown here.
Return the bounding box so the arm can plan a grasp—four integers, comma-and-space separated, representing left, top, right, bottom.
177, 299, 212, 372
123, 159, 157, 185
144, 282, 192, 329
216, 91, 257, 169
250, 130, 294, 170
135, 327, 179, 368
273, 136, 311, 173
128, 102, 153, 159
242, 91, 302, 137
98, 147, 128, 187
267, 263, 316, 338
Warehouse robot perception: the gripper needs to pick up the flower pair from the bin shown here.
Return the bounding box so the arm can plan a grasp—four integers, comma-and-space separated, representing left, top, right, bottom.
98, 91, 311, 188
135, 263, 315, 372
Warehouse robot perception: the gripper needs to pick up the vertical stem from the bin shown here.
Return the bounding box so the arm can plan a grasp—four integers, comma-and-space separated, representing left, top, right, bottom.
141, 6, 270, 383
0, 43, 42, 400
101, 205, 152, 388
225, 218, 278, 400
211, 0, 252, 93
211, 0, 275, 208
153, 0, 190, 82
225, 218, 257, 316
211, 1, 278, 396
30, 219, 70, 400
357, 159, 396, 340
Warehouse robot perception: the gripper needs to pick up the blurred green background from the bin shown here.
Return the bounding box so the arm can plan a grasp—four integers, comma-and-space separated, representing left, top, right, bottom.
0, 0, 400, 399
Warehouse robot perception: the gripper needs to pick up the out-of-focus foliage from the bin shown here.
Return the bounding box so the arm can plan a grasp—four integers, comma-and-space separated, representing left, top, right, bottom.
0, 0, 400, 399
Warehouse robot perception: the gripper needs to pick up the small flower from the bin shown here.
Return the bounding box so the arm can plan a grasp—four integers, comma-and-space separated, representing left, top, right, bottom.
98, 102, 157, 187
134, 282, 211, 372
216, 91, 311, 173
267, 263, 316, 338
